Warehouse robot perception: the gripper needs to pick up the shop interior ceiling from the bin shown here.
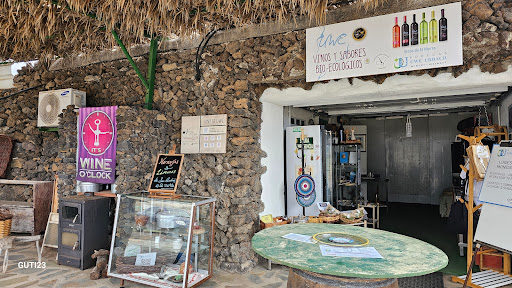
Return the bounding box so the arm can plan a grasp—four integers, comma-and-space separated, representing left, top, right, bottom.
311, 92, 501, 118
262, 68, 512, 119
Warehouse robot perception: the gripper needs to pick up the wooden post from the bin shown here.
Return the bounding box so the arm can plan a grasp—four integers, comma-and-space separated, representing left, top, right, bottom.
451, 134, 488, 287
466, 159, 475, 273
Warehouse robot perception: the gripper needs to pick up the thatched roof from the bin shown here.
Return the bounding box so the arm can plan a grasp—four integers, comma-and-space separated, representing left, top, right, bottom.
0, 0, 383, 62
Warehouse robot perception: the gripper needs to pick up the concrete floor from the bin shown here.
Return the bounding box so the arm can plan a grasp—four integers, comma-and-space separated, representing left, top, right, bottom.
0, 241, 511, 288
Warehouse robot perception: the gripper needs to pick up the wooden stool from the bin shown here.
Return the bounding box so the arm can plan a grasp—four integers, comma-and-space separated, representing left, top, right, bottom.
0, 235, 42, 273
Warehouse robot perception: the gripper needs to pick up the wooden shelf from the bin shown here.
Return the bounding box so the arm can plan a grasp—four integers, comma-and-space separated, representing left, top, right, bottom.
77, 191, 117, 197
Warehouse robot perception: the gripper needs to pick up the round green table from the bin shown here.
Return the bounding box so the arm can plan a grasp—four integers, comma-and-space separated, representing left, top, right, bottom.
252, 223, 448, 288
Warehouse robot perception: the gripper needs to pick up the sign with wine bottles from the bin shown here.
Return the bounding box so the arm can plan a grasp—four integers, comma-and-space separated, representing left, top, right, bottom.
306, 2, 462, 82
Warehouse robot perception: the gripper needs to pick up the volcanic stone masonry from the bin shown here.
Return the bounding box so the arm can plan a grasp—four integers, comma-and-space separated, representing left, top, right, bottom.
1, 0, 512, 272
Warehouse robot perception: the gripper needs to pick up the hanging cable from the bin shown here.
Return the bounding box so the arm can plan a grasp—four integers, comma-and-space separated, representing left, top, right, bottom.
0, 84, 44, 101
195, 29, 218, 81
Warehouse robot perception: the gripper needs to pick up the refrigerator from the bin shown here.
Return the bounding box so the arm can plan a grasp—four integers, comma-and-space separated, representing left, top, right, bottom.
285, 125, 332, 216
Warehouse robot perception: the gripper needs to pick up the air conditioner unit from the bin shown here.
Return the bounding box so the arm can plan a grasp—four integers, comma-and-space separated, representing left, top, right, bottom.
37, 89, 86, 127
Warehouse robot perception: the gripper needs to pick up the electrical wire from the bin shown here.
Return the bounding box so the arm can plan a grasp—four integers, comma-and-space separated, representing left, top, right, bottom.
0, 84, 44, 101
195, 29, 218, 81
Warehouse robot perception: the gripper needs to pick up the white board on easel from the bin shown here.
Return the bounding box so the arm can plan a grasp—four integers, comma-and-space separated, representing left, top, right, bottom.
474, 145, 512, 254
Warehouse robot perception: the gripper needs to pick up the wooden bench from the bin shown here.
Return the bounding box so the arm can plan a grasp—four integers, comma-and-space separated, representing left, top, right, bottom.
0, 235, 42, 273
0, 180, 53, 235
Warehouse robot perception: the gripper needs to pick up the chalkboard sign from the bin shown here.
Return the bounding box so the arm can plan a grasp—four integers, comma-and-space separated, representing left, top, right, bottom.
148, 154, 184, 193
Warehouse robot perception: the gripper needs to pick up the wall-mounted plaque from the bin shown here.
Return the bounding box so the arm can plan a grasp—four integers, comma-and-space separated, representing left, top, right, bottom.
181, 114, 227, 154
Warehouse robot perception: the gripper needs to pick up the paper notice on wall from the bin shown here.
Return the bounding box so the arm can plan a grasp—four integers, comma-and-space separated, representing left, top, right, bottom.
319, 245, 383, 258
181, 116, 200, 154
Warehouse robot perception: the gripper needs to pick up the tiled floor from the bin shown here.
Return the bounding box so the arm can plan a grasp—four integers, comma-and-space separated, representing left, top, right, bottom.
1, 242, 511, 288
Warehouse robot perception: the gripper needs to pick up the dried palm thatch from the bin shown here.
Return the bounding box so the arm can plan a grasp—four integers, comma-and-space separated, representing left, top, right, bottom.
0, 0, 384, 62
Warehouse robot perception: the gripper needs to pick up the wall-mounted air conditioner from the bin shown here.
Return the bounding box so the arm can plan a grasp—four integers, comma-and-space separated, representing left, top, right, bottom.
37, 88, 86, 127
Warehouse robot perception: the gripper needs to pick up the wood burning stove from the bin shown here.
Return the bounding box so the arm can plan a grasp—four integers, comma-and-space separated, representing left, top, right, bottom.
58, 195, 110, 270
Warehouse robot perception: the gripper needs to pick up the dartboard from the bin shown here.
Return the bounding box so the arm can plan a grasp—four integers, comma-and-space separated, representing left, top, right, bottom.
296, 191, 316, 207
294, 174, 315, 197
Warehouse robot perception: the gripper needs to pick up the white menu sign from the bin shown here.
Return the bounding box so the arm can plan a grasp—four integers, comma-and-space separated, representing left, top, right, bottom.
306, 2, 462, 82
479, 146, 512, 208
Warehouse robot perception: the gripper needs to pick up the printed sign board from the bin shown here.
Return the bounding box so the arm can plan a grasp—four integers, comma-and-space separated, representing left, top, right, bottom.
479, 146, 512, 208
77, 106, 117, 184
306, 2, 463, 82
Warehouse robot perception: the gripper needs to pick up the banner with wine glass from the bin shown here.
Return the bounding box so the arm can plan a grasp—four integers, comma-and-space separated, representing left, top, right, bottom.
305, 2, 462, 82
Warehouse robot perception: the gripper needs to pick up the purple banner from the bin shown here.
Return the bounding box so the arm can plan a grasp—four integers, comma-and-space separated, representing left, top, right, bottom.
77, 106, 117, 184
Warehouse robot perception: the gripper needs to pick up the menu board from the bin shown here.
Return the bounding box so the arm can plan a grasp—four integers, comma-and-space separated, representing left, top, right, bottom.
148, 154, 184, 193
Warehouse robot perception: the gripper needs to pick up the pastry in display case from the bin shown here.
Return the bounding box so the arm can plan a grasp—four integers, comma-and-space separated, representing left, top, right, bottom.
107, 191, 216, 288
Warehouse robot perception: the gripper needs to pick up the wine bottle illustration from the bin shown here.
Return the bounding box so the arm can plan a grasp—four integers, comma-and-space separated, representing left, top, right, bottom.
439, 9, 448, 41
402, 16, 409, 46
411, 14, 419, 45
420, 12, 428, 44
429, 11, 438, 43
393, 17, 400, 48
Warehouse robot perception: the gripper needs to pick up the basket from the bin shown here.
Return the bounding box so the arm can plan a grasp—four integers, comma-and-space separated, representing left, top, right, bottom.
0, 135, 13, 178
0, 208, 13, 239
307, 216, 323, 223
260, 217, 289, 229
319, 214, 339, 224
0, 218, 12, 239
338, 208, 365, 224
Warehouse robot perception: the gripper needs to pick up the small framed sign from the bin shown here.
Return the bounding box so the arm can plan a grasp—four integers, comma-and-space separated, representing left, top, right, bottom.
135, 252, 157, 266
148, 154, 184, 198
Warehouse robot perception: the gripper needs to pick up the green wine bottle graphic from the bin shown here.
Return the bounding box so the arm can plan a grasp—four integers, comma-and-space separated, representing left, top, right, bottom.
420, 12, 428, 44
429, 11, 438, 43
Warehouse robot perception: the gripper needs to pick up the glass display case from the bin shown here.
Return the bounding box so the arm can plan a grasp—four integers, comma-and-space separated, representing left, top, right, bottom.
107, 191, 216, 288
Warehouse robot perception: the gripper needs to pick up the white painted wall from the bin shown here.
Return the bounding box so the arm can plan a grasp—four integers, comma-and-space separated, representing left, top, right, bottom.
260, 101, 285, 217
259, 67, 511, 109
283, 106, 318, 126
0, 64, 14, 89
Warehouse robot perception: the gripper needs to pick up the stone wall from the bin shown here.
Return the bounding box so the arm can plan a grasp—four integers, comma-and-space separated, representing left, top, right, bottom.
1, 0, 512, 272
